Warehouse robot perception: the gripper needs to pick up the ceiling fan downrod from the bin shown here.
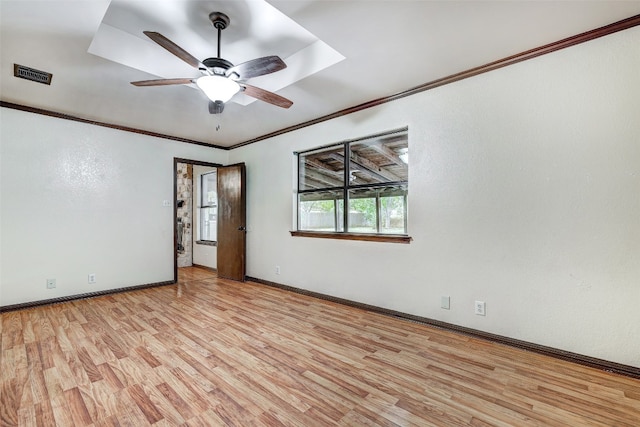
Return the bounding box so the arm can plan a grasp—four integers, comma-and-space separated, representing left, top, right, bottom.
209, 12, 230, 59
202, 12, 233, 74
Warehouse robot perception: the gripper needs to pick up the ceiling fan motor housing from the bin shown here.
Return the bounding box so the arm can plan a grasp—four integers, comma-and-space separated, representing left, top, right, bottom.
203, 57, 233, 75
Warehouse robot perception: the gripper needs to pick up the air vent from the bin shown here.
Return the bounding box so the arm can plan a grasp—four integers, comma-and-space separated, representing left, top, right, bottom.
13, 64, 53, 85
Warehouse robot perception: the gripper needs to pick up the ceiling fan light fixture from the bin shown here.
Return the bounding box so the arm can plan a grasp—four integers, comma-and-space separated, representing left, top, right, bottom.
196, 75, 239, 102
129, 12, 292, 111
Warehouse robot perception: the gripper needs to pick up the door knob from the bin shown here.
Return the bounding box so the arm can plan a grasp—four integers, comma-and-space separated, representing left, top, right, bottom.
238, 226, 247, 231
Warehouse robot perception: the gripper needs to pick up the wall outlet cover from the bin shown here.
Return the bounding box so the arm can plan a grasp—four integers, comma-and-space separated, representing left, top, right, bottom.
475, 300, 486, 316
441, 296, 450, 310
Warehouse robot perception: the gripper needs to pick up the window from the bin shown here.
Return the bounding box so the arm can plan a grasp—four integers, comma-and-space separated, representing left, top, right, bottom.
198, 171, 217, 242
295, 128, 408, 241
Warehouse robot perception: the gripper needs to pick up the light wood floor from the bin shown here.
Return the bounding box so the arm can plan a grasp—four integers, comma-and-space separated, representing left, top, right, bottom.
1, 267, 639, 426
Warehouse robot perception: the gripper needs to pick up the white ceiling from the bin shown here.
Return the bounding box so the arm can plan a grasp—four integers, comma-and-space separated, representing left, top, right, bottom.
1, 1, 639, 148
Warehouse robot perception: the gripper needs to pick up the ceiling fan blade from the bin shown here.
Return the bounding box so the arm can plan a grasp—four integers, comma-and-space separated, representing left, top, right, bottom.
131, 78, 194, 87
241, 83, 293, 109
143, 31, 202, 69
227, 56, 286, 80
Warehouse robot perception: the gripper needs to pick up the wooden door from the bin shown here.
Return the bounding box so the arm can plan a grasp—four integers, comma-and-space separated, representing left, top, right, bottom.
217, 163, 246, 281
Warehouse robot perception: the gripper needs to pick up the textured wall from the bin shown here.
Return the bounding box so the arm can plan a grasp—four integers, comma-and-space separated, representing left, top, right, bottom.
0, 111, 227, 305
230, 27, 640, 367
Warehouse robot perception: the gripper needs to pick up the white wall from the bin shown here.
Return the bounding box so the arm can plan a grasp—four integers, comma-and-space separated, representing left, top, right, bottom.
192, 164, 217, 269
230, 26, 640, 367
0, 109, 228, 306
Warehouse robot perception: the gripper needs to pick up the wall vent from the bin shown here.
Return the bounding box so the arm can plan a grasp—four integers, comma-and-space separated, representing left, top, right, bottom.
13, 64, 53, 85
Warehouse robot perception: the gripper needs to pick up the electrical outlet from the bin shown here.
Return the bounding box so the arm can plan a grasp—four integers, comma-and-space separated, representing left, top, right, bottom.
441, 296, 450, 310
475, 301, 486, 316
46, 279, 56, 289
88, 273, 96, 284
275, 265, 281, 275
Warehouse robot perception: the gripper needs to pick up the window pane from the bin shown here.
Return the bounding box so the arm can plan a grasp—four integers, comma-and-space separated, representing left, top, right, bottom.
299, 145, 345, 191
380, 195, 406, 234
348, 185, 407, 234
348, 189, 377, 233
201, 171, 217, 207
299, 190, 344, 231
200, 207, 217, 241
349, 133, 408, 185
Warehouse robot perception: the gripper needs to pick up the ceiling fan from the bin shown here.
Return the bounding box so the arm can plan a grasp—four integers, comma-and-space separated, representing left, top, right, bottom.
130, 11, 293, 114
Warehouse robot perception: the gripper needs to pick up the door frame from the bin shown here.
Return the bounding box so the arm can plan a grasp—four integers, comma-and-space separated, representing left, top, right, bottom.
173, 158, 222, 282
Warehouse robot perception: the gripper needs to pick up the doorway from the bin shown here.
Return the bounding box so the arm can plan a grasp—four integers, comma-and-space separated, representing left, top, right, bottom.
173, 158, 246, 283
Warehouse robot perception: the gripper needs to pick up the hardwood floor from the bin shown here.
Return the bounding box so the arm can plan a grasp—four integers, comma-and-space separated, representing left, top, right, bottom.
2, 267, 639, 426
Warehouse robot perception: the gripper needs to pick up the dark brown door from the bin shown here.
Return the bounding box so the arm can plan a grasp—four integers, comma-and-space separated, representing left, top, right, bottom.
217, 163, 246, 281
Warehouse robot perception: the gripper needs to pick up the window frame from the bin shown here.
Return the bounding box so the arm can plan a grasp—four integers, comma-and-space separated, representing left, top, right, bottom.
197, 170, 218, 245
293, 127, 410, 243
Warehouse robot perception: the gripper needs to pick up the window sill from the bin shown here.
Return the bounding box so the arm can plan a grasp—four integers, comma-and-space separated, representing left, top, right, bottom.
196, 240, 217, 246
290, 231, 412, 244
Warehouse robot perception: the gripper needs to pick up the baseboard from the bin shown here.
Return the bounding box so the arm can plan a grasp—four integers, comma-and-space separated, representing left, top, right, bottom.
0, 280, 175, 313
246, 276, 640, 380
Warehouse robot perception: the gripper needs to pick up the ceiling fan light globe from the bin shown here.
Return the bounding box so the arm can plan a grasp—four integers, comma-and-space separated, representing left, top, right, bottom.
196, 75, 239, 103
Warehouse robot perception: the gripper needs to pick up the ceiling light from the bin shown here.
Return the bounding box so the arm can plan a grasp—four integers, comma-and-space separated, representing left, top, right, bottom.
196, 75, 239, 102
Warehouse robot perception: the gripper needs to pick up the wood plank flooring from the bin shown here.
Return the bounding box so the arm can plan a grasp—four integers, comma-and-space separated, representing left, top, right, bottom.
2, 267, 639, 426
